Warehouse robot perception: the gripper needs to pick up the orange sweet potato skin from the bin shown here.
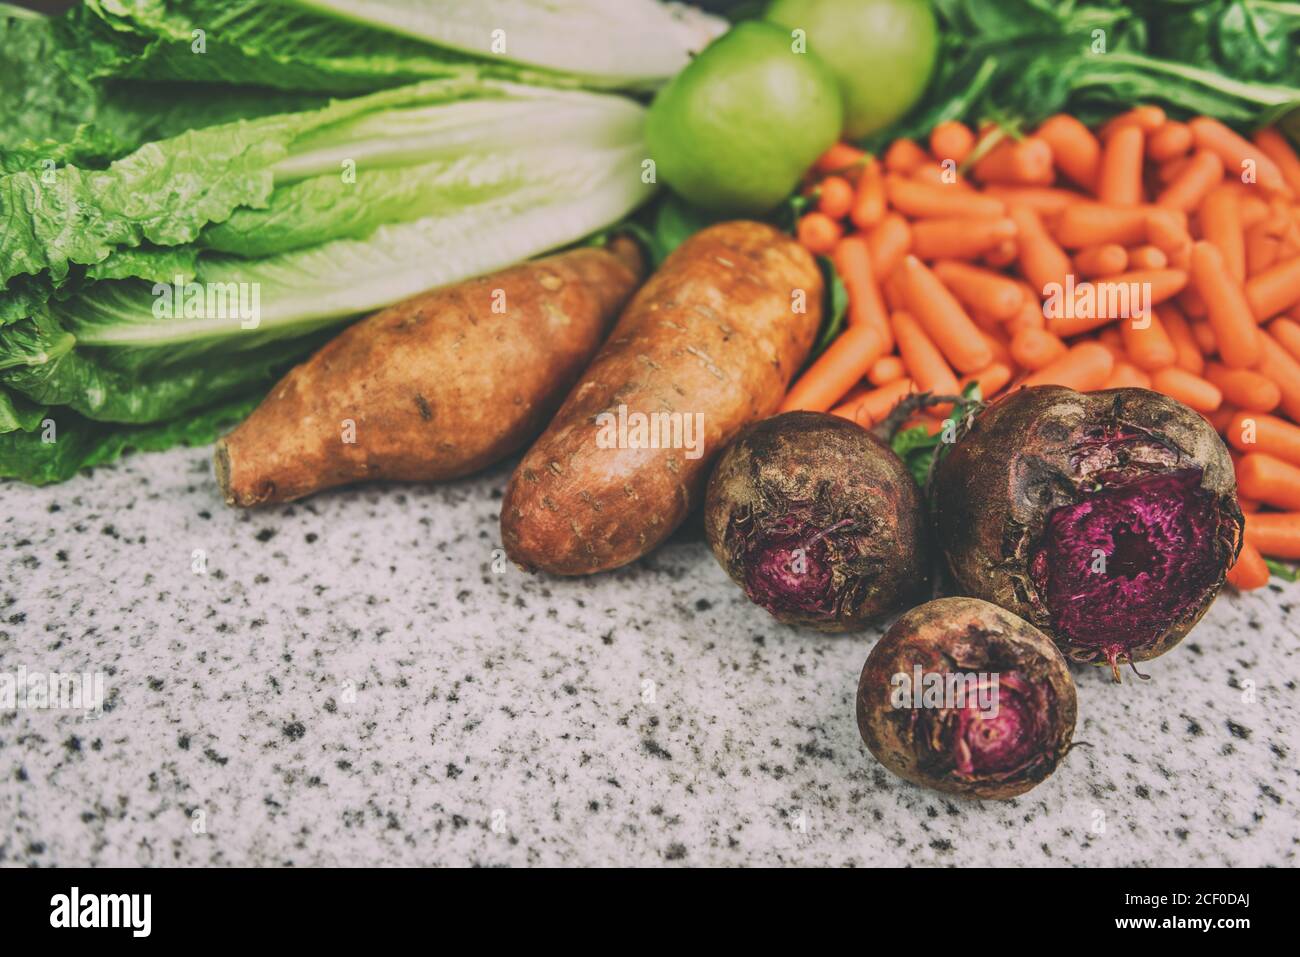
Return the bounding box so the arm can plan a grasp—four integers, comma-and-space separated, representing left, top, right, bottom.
501, 221, 823, 575
216, 242, 643, 506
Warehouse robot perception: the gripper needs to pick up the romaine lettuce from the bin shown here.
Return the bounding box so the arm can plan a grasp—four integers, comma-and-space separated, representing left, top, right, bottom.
0, 76, 655, 483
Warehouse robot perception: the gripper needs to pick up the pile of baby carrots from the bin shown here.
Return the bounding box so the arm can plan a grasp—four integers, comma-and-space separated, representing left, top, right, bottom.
781, 106, 1300, 591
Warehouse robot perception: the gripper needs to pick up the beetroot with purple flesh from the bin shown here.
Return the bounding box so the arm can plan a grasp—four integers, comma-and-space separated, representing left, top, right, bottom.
704, 411, 929, 632
932, 386, 1243, 681
857, 597, 1076, 800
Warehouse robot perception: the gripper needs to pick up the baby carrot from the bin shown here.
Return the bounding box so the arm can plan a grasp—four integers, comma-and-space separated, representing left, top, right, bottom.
1128, 245, 1168, 270
962, 361, 1013, 399
1158, 156, 1191, 185
973, 137, 1055, 186
1099, 105, 1166, 140
1096, 125, 1145, 206
883, 268, 908, 312
1200, 184, 1246, 284
1252, 127, 1300, 196
1021, 342, 1115, 390
930, 121, 976, 165
932, 260, 1025, 320
1226, 542, 1271, 590
780, 323, 886, 413
1209, 404, 1240, 434
1103, 361, 1153, 390
830, 377, 915, 426
1190, 317, 1219, 355
1121, 305, 1177, 370
1228, 411, 1300, 466
797, 212, 842, 255
1097, 127, 1149, 208
1097, 327, 1125, 358
1269, 316, 1300, 361
866, 213, 913, 279
912, 162, 975, 190
817, 175, 855, 220
910, 217, 1017, 260
834, 236, 892, 349
1150, 367, 1222, 412
1190, 117, 1289, 194
868, 355, 906, 386
1010, 205, 1072, 297
1257, 329, 1300, 422
1157, 304, 1205, 375
1154, 149, 1225, 212
1010, 327, 1068, 370
1204, 363, 1281, 413
1075, 243, 1129, 277
1178, 283, 1208, 319
1035, 115, 1100, 190
1244, 253, 1300, 320
892, 311, 961, 398
886, 175, 1007, 219
1147, 121, 1193, 162
1236, 453, 1300, 510
815, 142, 868, 175
898, 255, 995, 373
1054, 202, 1151, 247
850, 158, 887, 230
1005, 294, 1046, 336
982, 186, 1080, 217
978, 324, 1014, 367
1145, 207, 1193, 261
1239, 192, 1270, 229
1191, 241, 1261, 367
1245, 220, 1282, 276
983, 239, 1020, 269
1245, 511, 1300, 559
1047, 270, 1188, 337
884, 138, 930, 174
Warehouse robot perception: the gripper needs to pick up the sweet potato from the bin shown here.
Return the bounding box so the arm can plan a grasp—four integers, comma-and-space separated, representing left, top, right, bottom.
216, 240, 644, 506
501, 221, 822, 575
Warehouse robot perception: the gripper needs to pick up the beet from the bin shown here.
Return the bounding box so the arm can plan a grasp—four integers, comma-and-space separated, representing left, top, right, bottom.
857, 597, 1077, 800
704, 411, 929, 631
932, 386, 1243, 680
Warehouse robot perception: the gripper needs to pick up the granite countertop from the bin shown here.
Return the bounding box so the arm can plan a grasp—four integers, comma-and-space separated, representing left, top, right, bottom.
1, 445, 1296, 867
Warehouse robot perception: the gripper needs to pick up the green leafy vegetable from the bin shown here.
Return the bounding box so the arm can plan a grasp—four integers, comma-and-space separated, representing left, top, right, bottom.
810, 259, 849, 361
863, 0, 1300, 148
294, 0, 726, 89
64, 0, 723, 94
890, 382, 985, 488
1264, 558, 1300, 583
0, 390, 262, 486
1, 66, 655, 484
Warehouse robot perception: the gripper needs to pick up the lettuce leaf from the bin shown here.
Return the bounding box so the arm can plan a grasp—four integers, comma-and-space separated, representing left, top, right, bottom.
65, 0, 723, 94
0, 78, 654, 491
292, 0, 727, 88
0, 75, 494, 293
0, 390, 262, 486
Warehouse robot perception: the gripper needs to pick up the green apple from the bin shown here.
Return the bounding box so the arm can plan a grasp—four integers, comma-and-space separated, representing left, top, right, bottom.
766, 0, 939, 140
645, 21, 843, 215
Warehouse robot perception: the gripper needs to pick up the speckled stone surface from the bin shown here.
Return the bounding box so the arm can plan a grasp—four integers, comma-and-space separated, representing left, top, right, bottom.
1, 445, 1297, 867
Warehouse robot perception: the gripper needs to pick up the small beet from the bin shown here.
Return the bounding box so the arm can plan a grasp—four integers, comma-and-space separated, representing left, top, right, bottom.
857, 597, 1077, 800
932, 386, 1243, 680
704, 411, 929, 631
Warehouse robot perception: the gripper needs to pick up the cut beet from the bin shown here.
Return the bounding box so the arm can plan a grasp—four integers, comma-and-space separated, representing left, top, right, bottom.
857, 597, 1077, 799
948, 673, 1048, 780
705, 411, 930, 631
1029, 469, 1222, 675
741, 516, 849, 620
931, 386, 1243, 681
